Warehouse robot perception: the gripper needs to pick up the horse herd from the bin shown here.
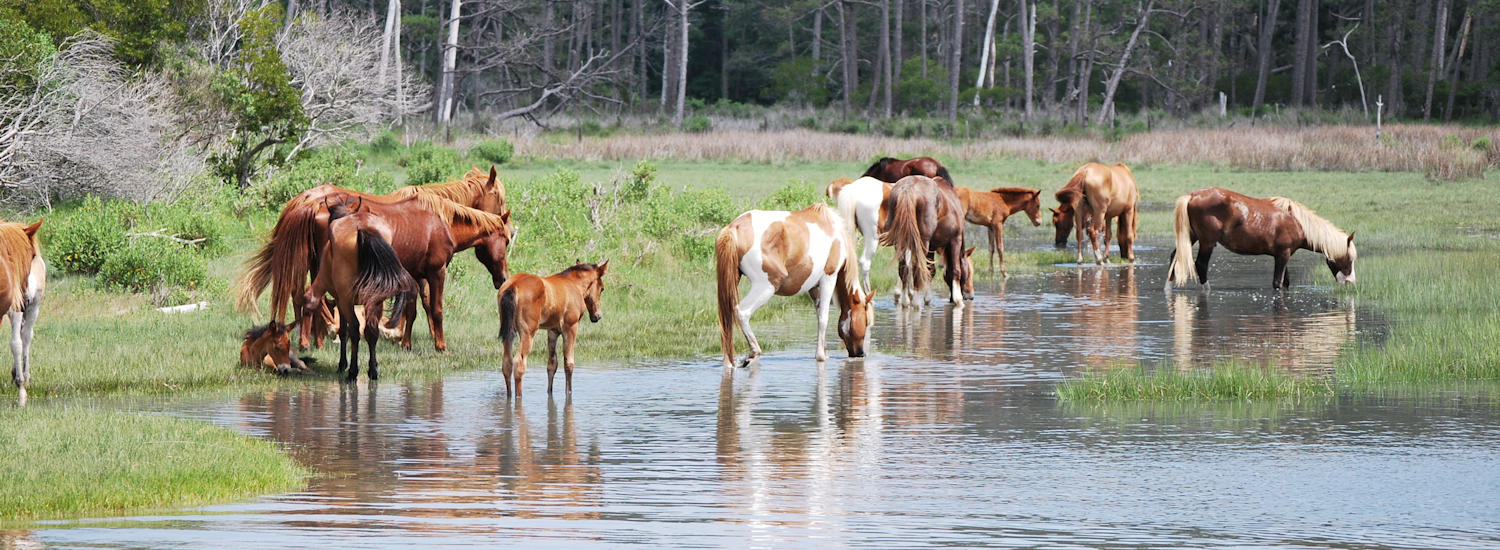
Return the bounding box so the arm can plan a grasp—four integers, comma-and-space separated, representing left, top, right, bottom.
0, 157, 1360, 402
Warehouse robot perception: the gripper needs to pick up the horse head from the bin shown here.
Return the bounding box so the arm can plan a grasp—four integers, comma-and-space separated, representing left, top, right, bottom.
474, 166, 506, 214
475, 209, 514, 289
583, 260, 609, 323
1328, 232, 1357, 285
838, 288, 870, 358
960, 246, 976, 301
1023, 190, 1044, 227
243, 320, 300, 375
1051, 204, 1073, 248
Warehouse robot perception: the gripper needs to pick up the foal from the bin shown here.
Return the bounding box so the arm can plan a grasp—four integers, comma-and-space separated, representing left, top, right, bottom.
954, 186, 1043, 272
498, 261, 609, 397
240, 321, 310, 375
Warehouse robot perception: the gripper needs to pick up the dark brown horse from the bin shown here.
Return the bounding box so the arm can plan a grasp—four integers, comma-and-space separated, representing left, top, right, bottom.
302, 202, 419, 381
1166, 187, 1358, 290
498, 261, 609, 397
881, 175, 973, 307
863, 157, 954, 186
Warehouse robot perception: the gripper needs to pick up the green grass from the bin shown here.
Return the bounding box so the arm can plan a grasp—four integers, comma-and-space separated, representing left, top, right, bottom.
0, 406, 306, 521
1056, 363, 1334, 402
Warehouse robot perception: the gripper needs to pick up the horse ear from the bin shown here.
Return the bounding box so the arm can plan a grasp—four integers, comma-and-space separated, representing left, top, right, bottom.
285, 319, 300, 333
22, 219, 42, 237
488, 166, 498, 187
1347, 231, 1355, 244
1049, 208, 1059, 214
964, 246, 976, 258
500, 209, 511, 224
597, 260, 609, 275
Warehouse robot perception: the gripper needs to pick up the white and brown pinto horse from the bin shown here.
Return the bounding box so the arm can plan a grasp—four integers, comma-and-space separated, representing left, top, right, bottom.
1056, 162, 1139, 264
826, 176, 892, 293
715, 203, 871, 369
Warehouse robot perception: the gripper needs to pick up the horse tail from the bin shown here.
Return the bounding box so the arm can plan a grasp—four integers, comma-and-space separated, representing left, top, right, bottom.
936, 166, 953, 186
715, 225, 742, 364
880, 188, 931, 292
1169, 194, 1198, 286
236, 198, 320, 320
233, 239, 275, 315
354, 230, 416, 299
498, 284, 517, 346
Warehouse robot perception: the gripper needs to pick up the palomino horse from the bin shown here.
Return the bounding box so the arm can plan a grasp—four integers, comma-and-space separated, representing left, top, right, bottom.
236, 178, 512, 351
0, 220, 43, 403
827, 176, 892, 293
301, 202, 418, 381
881, 175, 973, 307
715, 203, 871, 368
862, 156, 955, 186
1055, 162, 1138, 264
240, 320, 310, 375
498, 261, 609, 397
235, 166, 509, 349
954, 186, 1043, 272
1166, 187, 1357, 290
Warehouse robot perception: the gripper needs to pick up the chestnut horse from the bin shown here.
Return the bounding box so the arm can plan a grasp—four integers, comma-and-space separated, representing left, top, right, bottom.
715, 203, 871, 368
1167, 187, 1358, 290
882, 175, 973, 307
235, 171, 512, 351
497, 261, 610, 397
827, 176, 892, 293
1055, 162, 1138, 264
862, 156, 954, 186
954, 186, 1043, 272
0, 220, 43, 403
301, 202, 418, 381
240, 320, 310, 375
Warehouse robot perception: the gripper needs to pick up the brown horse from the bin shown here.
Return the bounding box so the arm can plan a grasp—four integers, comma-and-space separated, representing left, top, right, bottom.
881, 175, 973, 307
1055, 162, 1138, 264
954, 186, 1043, 272
862, 156, 954, 186
0, 220, 43, 403
715, 204, 870, 368
1167, 187, 1358, 290
498, 261, 610, 397
235, 170, 512, 351
239, 320, 311, 375
301, 202, 418, 381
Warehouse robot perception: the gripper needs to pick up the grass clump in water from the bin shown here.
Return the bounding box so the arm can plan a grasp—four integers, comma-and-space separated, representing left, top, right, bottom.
1056, 363, 1333, 402
0, 407, 306, 521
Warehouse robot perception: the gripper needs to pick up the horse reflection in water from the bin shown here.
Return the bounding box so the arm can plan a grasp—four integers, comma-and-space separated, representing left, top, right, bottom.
889, 300, 976, 359
1169, 293, 1356, 372
1064, 266, 1141, 369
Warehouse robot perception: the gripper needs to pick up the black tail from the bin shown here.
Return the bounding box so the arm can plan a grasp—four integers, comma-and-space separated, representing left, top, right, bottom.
936, 166, 953, 186
498, 286, 517, 345
354, 230, 415, 298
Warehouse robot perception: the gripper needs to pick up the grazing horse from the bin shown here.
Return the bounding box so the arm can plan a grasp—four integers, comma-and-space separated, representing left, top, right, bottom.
715, 203, 871, 368
0, 220, 43, 403
239, 321, 310, 375
881, 175, 973, 307
235, 174, 512, 351
862, 156, 955, 186
1056, 162, 1138, 264
301, 202, 418, 381
827, 176, 892, 293
498, 261, 609, 397
954, 186, 1043, 272
1167, 187, 1358, 290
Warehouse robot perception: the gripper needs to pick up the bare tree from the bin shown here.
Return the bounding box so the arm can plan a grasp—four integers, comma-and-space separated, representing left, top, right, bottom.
1251, 0, 1281, 111
1096, 0, 1154, 127
1322, 23, 1368, 118
1018, 0, 1035, 120
438, 0, 462, 123
947, 0, 963, 122
973, 0, 1000, 106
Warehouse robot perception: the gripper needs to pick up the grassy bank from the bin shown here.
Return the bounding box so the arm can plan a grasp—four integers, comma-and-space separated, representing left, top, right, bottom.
1055, 363, 1334, 402
0, 406, 306, 521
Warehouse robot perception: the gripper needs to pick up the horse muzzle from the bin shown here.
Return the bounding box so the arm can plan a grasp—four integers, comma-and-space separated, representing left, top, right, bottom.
1337, 271, 1356, 285
590, 312, 603, 323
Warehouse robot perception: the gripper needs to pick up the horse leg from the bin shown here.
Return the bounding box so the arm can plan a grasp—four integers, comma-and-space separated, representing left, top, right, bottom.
514, 327, 535, 397
1195, 242, 1216, 287
501, 325, 516, 398
343, 313, 360, 383
1074, 205, 1087, 264
400, 287, 420, 350
1273, 251, 1291, 290
814, 276, 835, 362
546, 330, 560, 394
9, 311, 23, 398
426, 268, 448, 352
562, 324, 579, 392
942, 243, 964, 306
986, 227, 997, 273
734, 281, 777, 366
1118, 209, 1136, 261
363, 300, 383, 380
860, 218, 878, 294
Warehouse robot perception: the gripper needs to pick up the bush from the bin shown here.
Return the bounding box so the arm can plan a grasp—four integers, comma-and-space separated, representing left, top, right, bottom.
151, 203, 231, 255
244, 149, 394, 210
468, 139, 514, 165
624, 160, 657, 203
759, 180, 827, 211
683, 115, 711, 133
48, 197, 138, 275
370, 130, 400, 153
402, 142, 465, 185
97, 239, 208, 304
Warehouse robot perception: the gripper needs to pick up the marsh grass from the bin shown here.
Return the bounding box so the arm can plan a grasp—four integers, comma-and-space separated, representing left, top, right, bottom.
0, 406, 306, 521
1056, 363, 1334, 402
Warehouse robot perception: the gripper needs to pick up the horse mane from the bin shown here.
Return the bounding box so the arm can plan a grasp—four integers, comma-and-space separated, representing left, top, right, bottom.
400, 166, 496, 205
556, 263, 600, 277
1269, 196, 1351, 260
990, 186, 1038, 195
861, 157, 898, 178
0, 222, 37, 311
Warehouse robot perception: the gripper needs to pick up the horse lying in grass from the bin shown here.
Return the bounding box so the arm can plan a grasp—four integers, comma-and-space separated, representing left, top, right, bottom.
1166, 187, 1357, 290
240, 320, 311, 375
954, 186, 1043, 273
882, 175, 973, 307
715, 203, 871, 368
827, 176, 891, 293
1055, 162, 1139, 264
0, 220, 44, 403
498, 261, 610, 397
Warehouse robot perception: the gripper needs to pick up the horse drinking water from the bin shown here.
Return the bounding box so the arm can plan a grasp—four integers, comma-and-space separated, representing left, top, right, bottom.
882, 175, 973, 307
0, 220, 43, 404
1055, 162, 1139, 264
1166, 187, 1357, 290
715, 203, 871, 369
497, 261, 609, 397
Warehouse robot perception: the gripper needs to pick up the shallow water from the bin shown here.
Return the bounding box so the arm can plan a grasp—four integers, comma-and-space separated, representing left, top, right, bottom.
11, 246, 1500, 549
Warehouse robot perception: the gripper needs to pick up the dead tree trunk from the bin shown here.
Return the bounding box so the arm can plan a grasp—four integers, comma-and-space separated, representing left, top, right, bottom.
1423, 0, 1449, 121
973, 0, 1000, 106
1252, 0, 1282, 110
947, 0, 964, 122
1096, 0, 1152, 127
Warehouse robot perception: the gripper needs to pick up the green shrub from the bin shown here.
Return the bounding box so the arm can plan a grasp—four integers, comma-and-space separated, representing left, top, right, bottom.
48, 197, 137, 275
244, 149, 393, 210
759, 180, 827, 211
624, 160, 657, 203
683, 115, 711, 133
97, 239, 208, 303
1473, 136, 1492, 152
370, 130, 400, 153
151, 203, 230, 255
468, 138, 514, 165
403, 142, 465, 185
678, 187, 736, 226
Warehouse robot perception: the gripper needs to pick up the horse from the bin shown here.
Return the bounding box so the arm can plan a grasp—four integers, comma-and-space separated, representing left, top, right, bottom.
954, 186, 1043, 272
0, 220, 43, 403
235, 170, 512, 351
239, 320, 311, 375
881, 175, 973, 307
862, 156, 954, 186
1166, 187, 1357, 290
1055, 162, 1138, 264
715, 203, 871, 369
827, 176, 892, 293
498, 261, 609, 397
301, 201, 418, 381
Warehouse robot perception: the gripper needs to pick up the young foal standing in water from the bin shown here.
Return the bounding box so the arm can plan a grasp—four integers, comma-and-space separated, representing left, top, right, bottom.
715, 203, 871, 368
1167, 187, 1357, 290
0, 220, 44, 403
954, 186, 1043, 273
497, 261, 609, 397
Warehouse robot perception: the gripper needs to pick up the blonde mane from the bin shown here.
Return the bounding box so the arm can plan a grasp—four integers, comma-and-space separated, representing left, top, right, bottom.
441, 201, 511, 235
1269, 196, 1352, 260
396, 166, 502, 206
